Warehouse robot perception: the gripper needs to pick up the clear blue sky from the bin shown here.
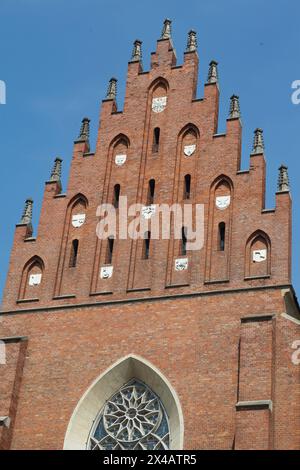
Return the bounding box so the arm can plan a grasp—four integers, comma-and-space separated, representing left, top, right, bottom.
0, 0, 299, 301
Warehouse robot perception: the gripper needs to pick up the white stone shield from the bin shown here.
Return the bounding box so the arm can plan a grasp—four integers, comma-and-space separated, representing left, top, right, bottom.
175, 258, 188, 271
152, 96, 167, 113
142, 205, 156, 220
29, 273, 42, 286
215, 196, 231, 210
72, 214, 86, 228
115, 154, 127, 166
252, 249, 267, 263
184, 144, 196, 157
100, 266, 114, 279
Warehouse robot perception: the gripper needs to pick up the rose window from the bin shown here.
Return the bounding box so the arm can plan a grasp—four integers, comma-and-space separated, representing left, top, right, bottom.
89, 379, 170, 450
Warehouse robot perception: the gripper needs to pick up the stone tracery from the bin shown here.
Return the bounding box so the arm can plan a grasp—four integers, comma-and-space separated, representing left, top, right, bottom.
89, 379, 170, 450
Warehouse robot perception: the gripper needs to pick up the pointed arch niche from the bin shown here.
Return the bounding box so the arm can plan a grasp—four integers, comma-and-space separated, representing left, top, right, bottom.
90, 134, 130, 296
177, 124, 199, 202
63, 355, 184, 450
54, 193, 88, 297
147, 78, 169, 156
151, 77, 169, 102
19, 255, 45, 301
205, 175, 233, 282
165, 124, 200, 288
109, 134, 130, 206
181, 125, 198, 160
112, 134, 130, 167
245, 230, 271, 279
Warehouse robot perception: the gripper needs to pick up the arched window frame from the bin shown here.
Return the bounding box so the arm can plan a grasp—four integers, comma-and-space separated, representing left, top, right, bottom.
89, 378, 170, 450
63, 354, 184, 450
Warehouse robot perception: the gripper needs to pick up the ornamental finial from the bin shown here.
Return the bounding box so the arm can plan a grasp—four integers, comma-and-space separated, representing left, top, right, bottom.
20, 198, 33, 225
278, 165, 290, 192
207, 60, 218, 84
77, 117, 90, 141
161, 18, 172, 40
252, 128, 265, 154
131, 39, 142, 62
228, 95, 241, 119
186, 30, 197, 52
50, 157, 62, 183
106, 77, 117, 100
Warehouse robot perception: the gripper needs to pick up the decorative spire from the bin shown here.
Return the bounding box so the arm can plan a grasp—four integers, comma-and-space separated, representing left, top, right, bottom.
50, 157, 62, 183
228, 95, 241, 119
131, 39, 142, 62
77, 117, 90, 142
106, 77, 117, 100
186, 30, 197, 52
161, 18, 172, 40
207, 60, 218, 84
252, 128, 265, 154
20, 198, 33, 225
278, 165, 290, 192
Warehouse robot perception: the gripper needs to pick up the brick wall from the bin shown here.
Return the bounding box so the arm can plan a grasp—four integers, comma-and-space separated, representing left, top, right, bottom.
0, 26, 299, 449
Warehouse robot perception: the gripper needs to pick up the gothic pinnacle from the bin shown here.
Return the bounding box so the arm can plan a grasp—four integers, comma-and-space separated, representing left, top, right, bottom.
252, 128, 265, 154
20, 198, 33, 225
228, 95, 241, 119
77, 117, 90, 142
50, 157, 62, 183
106, 77, 117, 100
186, 30, 197, 52
131, 39, 142, 62
161, 19, 172, 40
278, 165, 290, 192
207, 60, 218, 84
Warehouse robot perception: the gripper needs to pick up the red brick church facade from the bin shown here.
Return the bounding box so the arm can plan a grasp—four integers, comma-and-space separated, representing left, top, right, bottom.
1, 19, 300, 450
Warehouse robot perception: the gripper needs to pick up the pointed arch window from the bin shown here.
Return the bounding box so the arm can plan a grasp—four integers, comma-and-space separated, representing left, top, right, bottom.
147, 179, 155, 205
143, 231, 151, 259
69, 239, 79, 267
106, 237, 114, 264
181, 227, 187, 255
89, 379, 170, 450
113, 184, 120, 209
184, 174, 191, 199
152, 128, 160, 153
63, 354, 183, 450
218, 222, 225, 251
